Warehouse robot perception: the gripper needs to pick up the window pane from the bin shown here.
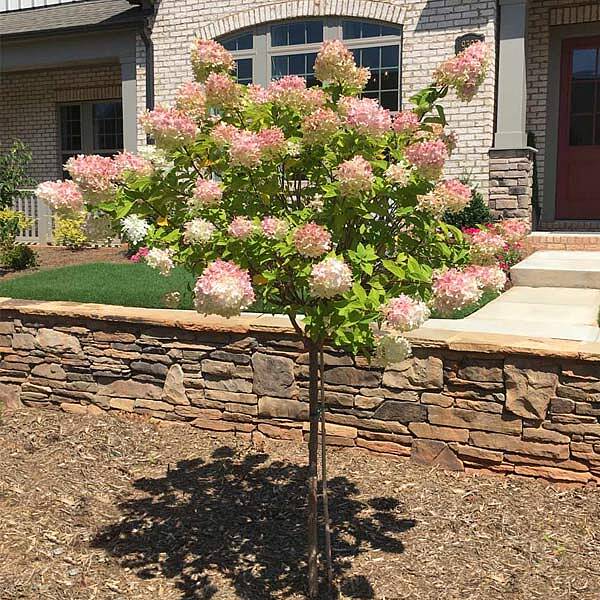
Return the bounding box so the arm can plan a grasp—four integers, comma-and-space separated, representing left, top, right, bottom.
289, 53, 305, 75
343, 20, 401, 39
271, 21, 323, 46
381, 69, 399, 91
570, 115, 594, 145
572, 82, 595, 114
222, 32, 253, 51
272, 55, 287, 78
573, 48, 597, 80
60, 105, 82, 152
235, 58, 253, 84
361, 47, 381, 69
380, 91, 399, 111
93, 101, 123, 152
381, 45, 400, 68
365, 70, 380, 92
271, 52, 317, 82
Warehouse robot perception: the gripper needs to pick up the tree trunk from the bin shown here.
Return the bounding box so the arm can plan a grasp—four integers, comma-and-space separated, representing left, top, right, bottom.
307, 340, 320, 599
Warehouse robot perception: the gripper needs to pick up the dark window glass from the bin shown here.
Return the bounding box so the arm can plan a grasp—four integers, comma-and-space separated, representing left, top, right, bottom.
93, 101, 123, 152
380, 91, 398, 111
570, 115, 594, 145
235, 58, 253, 85
352, 45, 400, 111
381, 44, 400, 68
60, 105, 82, 152
222, 32, 253, 51
271, 52, 317, 84
573, 48, 597, 79
343, 20, 401, 39
572, 82, 595, 114
270, 21, 323, 46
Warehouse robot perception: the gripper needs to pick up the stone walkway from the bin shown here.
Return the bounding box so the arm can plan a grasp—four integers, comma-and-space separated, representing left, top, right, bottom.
423, 250, 600, 342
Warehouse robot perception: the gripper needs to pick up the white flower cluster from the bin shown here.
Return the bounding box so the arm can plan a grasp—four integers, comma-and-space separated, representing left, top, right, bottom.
121, 215, 150, 244
145, 248, 174, 276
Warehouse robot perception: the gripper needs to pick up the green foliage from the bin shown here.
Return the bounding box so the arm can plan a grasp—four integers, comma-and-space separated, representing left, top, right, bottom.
0, 140, 34, 209
1, 243, 38, 271
0, 209, 32, 249
443, 187, 492, 230
0, 262, 194, 308
54, 213, 88, 249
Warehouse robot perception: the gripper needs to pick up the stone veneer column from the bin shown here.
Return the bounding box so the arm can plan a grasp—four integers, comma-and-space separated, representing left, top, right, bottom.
491, 0, 535, 221
489, 148, 536, 220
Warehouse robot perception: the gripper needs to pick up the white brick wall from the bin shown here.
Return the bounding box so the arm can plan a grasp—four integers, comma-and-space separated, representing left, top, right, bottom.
0, 64, 122, 182
145, 0, 497, 192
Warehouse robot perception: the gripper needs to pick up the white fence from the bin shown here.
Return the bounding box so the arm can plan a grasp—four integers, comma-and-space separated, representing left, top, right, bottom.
13, 190, 53, 244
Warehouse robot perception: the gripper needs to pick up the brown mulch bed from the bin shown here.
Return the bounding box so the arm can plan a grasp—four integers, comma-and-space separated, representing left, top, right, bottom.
0, 246, 129, 281
1, 409, 599, 600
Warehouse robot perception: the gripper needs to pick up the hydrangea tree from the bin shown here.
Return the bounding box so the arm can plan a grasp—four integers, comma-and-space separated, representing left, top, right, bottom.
37, 39, 490, 597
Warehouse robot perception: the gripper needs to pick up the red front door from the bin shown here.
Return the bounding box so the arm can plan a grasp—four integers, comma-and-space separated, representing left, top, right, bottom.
556, 37, 600, 219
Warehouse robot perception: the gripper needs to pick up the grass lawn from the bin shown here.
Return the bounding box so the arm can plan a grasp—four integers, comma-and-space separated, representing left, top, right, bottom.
0, 262, 197, 310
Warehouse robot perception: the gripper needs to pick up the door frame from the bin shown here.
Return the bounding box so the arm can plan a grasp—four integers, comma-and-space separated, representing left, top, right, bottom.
544, 23, 600, 223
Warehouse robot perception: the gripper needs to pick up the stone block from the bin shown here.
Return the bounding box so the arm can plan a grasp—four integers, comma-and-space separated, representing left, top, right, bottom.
162, 364, 190, 405
373, 401, 427, 423
13, 333, 34, 350
258, 396, 308, 420
469, 431, 569, 460
60, 402, 88, 415
451, 444, 503, 464
174, 406, 219, 419
411, 439, 464, 471
258, 423, 303, 441
523, 427, 570, 444
356, 439, 411, 456
131, 361, 169, 378
252, 352, 296, 397
382, 357, 443, 390
428, 406, 521, 434
100, 380, 162, 400
109, 398, 135, 412
0, 383, 22, 411
354, 395, 383, 410
514, 465, 591, 483
324, 366, 380, 388
409, 422, 469, 442
550, 397, 575, 413
31, 363, 66, 381
205, 378, 253, 394
204, 390, 257, 405
135, 399, 175, 412
505, 359, 558, 419
454, 399, 503, 414
457, 362, 504, 383
420, 392, 453, 407
36, 329, 81, 354
302, 422, 357, 438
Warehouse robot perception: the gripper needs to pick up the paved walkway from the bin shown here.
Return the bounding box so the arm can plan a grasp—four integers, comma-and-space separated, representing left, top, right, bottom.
422, 251, 600, 342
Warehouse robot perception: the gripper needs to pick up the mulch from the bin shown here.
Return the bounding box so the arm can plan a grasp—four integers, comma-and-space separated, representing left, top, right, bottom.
0, 408, 599, 599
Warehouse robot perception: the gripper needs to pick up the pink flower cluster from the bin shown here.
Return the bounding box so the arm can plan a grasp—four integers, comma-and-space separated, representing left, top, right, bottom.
381, 295, 430, 332
175, 81, 207, 120
190, 39, 235, 82
194, 259, 255, 317
431, 268, 482, 316
392, 110, 420, 134
204, 73, 241, 109
65, 154, 119, 202
261, 216, 288, 240
228, 130, 263, 168
341, 97, 391, 137
467, 229, 507, 265
335, 156, 374, 196
493, 219, 530, 244
139, 106, 197, 149
435, 179, 472, 213
309, 257, 353, 299
465, 265, 507, 293
293, 223, 331, 257
192, 178, 223, 207
385, 163, 410, 186
130, 246, 149, 263
301, 108, 340, 144
113, 152, 154, 181
264, 76, 325, 112
228, 216, 255, 240
434, 41, 489, 102
405, 140, 448, 179
35, 180, 84, 212
314, 40, 370, 89
256, 127, 287, 158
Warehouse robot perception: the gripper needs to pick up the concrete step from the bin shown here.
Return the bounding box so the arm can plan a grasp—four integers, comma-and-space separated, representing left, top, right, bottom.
511, 250, 600, 288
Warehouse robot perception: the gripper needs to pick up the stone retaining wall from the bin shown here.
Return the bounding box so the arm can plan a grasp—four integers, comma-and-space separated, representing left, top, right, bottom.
2, 299, 600, 485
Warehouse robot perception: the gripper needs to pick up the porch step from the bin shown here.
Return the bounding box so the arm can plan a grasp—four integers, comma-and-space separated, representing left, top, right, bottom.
526, 232, 600, 252
511, 250, 600, 288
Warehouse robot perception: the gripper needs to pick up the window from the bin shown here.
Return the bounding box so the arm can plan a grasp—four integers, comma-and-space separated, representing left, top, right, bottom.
59, 100, 123, 176
218, 18, 403, 110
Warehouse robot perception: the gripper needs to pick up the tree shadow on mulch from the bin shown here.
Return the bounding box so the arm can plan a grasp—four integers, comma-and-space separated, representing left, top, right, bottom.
92, 446, 415, 599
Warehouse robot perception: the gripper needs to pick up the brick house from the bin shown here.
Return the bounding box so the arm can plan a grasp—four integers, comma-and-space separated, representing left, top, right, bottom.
0, 0, 598, 235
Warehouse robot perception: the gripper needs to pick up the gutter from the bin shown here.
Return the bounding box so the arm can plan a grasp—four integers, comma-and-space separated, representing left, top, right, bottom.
140, 21, 154, 111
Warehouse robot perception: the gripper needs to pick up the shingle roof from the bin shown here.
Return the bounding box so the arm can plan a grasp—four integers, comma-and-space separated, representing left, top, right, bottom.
0, 0, 143, 37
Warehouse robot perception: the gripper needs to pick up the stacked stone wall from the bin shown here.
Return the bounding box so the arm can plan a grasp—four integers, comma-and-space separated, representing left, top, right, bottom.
2, 302, 600, 485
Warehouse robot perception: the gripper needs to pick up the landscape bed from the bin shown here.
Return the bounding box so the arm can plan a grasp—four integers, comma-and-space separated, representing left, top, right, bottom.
1, 408, 599, 600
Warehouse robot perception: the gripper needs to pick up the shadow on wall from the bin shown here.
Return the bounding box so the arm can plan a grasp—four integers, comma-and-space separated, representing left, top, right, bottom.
415, 0, 495, 31
92, 446, 414, 599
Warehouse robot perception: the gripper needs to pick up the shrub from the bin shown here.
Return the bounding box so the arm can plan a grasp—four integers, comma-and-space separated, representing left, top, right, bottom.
53, 212, 88, 249
1, 243, 37, 271
0, 140, 34, 209
443, 187, 492, 230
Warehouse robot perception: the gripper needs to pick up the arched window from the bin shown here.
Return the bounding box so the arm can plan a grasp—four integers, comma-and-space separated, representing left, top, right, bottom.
218, 18, 403, 110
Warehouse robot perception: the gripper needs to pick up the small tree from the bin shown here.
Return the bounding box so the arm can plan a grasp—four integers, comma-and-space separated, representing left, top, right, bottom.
0, 140, 34, 209
37, 39, 489, 597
